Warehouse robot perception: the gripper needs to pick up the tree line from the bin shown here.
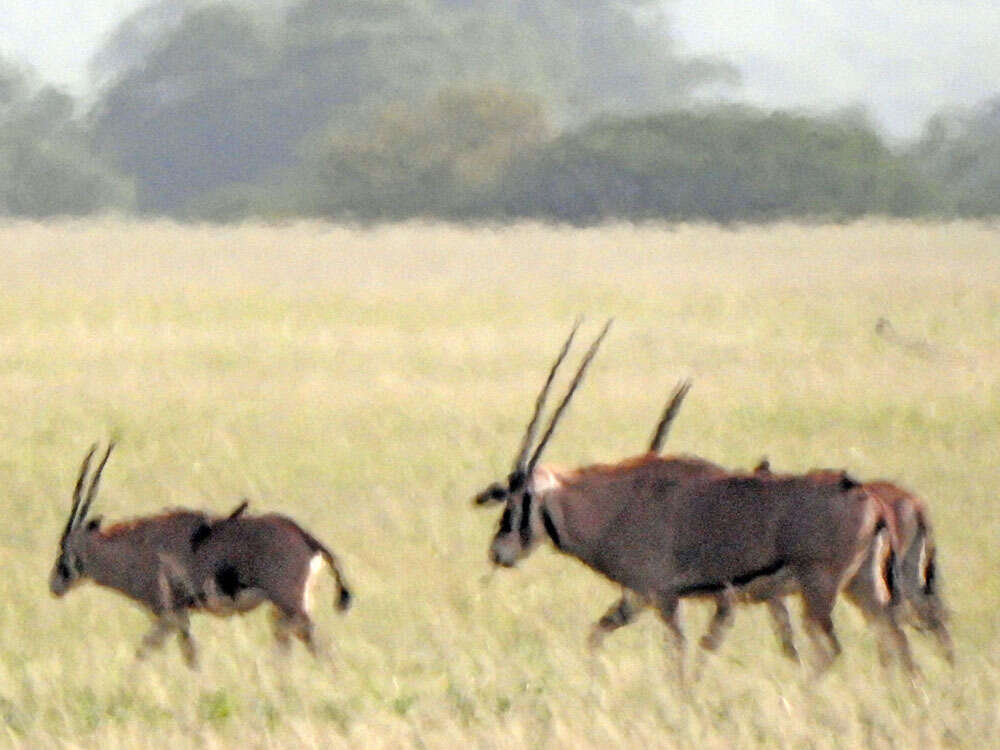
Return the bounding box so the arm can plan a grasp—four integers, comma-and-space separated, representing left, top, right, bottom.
1, 0, 998, 222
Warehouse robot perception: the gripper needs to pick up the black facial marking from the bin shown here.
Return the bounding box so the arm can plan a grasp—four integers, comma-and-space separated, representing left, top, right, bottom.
215, 565, 242, 598
498, 507, 513, 535
507, 471, 526, 492
541, 507, 562, 548
518, 493, 533, 546
190, 523, 212, 551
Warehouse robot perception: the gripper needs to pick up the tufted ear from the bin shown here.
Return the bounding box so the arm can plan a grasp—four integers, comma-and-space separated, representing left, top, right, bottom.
474, 482, 509, 506
839, 472, 860, 491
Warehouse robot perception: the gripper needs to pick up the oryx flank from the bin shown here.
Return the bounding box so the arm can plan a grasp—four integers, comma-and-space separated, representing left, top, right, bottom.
481, 323, 893, 674
50, 443, 352, 667
745, 460, 952, 665
182, 507, 353, 656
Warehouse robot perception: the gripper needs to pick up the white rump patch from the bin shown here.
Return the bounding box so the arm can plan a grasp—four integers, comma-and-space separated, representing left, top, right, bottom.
302, 553, 324, 614
917, 538, 929, 589
871, 530, 892, 606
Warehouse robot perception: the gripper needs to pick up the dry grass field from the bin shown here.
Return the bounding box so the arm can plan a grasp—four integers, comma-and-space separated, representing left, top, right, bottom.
0, 219, 997, 748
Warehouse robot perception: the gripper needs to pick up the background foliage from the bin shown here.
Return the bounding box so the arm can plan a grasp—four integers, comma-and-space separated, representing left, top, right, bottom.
1, 1, 996, 221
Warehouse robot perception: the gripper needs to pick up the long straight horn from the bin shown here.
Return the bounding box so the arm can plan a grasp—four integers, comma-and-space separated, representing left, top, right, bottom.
512, 318, 583, 474
77, 442, 115, 525
527, 319, 612, 475
62, 444, 98, 543
648, 379, 692, 453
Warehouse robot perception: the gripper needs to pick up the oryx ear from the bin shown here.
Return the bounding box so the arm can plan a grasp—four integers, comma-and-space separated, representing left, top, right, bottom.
840, 472, 860, 491
474, 482, 509, 506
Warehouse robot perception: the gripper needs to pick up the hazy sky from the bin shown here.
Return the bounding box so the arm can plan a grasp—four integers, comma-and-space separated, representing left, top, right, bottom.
2, 0, 998, 138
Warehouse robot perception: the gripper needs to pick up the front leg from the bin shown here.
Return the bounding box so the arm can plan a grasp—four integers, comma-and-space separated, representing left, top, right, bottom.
652, 592, 686, 685
136, 616, 174, 661
588, 588, 646, 649
699, 587, 735, 652
172, 610, 198, 669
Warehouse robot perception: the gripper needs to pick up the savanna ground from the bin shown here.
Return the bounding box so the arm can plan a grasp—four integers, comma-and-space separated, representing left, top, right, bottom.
0, 219, 997, 749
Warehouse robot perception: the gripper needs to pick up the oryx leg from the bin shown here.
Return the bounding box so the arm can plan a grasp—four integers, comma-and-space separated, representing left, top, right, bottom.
272, 607, 319, 657
139, 562, 199, 668
899, 536, 954, 664
652, 592, 686, 683
699, 587, 735, 652
174, 610, 198, 668
588, 589, 646, 649
766, 597, 800, 662
796, 566, 842, 673
136, 616, 174, 660
844, 533, 918, 674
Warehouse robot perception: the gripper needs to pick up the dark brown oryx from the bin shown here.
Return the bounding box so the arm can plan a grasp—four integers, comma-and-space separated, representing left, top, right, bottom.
50, 443, 352, 667
481, 323, 892, 674
739, 461, 953, 665
863, 480, 952, 661
474, 377, 732, 649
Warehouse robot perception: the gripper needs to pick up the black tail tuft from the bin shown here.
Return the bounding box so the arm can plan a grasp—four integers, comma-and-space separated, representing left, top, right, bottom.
337, 586, 353, 612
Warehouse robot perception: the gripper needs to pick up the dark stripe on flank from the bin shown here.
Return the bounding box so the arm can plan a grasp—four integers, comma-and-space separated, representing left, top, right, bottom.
541, 507, 562, 548
677, 559, 787, 597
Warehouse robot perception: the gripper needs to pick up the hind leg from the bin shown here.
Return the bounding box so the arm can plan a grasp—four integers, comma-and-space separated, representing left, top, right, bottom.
272, 607, 321, 657
845, 536, 919, 674
766, 597, 800, 662
589, 589, 646, 649
797, 568, 843, 674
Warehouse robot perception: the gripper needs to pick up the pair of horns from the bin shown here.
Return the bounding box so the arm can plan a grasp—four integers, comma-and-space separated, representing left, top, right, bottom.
61, 442, 114, 544
512, 319, 613, 480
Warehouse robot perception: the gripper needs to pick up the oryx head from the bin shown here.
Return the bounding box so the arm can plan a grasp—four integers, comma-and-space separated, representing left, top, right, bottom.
50, 442, 114, 596
486, 320, 611, 567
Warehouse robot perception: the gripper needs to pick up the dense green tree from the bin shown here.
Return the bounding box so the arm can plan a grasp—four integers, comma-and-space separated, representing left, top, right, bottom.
89, 0, 736, 214
0, 59, 133, 217
910, 95, 1000, 216
500, 108, 939, 223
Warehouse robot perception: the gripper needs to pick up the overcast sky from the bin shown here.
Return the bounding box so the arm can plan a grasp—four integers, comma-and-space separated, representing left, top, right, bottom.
1, 0, 998, 138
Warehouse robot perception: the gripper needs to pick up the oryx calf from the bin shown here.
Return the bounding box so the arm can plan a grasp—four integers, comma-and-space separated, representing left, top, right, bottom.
50, 443, 247, 666
50, 443, 352, 667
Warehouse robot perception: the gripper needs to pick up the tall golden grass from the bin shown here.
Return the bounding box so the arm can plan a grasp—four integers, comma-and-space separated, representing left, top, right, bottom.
0, 219, 997, 748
